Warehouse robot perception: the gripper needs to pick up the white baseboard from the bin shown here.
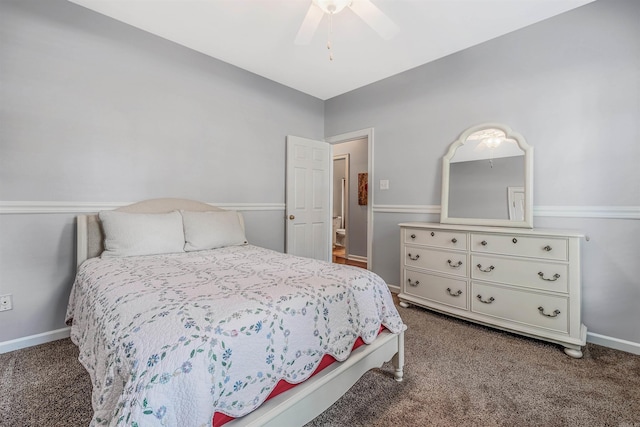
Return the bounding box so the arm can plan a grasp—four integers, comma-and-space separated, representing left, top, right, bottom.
587, 332, 640, 355
0, 327, 71, 354
393, 300, 639, 355
347, 254, 368, 264
387, 284, 401, 294
1, 325, 638, 357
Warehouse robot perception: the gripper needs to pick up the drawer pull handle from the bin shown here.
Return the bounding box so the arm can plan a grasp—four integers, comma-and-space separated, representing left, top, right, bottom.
407, 253, 420, 261
407, 279, 420, 287
538, 307, 561, 318
430, 231, 435, 237
446, 288, 462, 297
477, 295, 495, 304
481, 240, 488, 246
477, 264, 495, 273
451, 238, 458, 244
410, 234, 416, 239
538, 272, 561, 281
543, 245, 553, 252
447, 260, 463, 268
512, 238, 518, 244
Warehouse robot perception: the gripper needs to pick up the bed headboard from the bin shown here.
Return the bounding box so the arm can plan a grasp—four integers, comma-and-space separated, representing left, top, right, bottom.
76, 198, 243, 268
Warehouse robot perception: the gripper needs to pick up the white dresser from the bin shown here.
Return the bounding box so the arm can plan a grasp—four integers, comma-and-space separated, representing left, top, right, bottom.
398, 222, 587, 357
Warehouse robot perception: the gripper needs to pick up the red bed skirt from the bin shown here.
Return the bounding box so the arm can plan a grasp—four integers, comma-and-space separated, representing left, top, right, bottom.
213, 328, 383, 426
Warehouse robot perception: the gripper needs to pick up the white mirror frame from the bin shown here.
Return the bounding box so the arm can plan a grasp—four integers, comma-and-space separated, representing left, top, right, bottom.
440, 123, 534, 228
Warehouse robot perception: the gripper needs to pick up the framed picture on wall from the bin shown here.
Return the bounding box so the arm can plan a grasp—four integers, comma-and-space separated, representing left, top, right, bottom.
358, 173, 368, 205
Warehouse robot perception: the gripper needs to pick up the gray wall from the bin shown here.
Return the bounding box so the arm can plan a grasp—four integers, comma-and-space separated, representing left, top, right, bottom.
1, 0, 638, 351
325, 0, 640, 344
333, 138, 368, 258
0, 0, 323, 343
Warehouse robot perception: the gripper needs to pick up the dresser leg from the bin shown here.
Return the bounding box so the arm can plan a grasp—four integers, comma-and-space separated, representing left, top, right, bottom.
564, 347, 583, 358
399, 300, 410, 308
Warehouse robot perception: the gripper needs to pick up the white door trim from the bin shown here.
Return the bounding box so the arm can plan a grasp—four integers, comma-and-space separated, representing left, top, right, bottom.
325, 128, 374, 269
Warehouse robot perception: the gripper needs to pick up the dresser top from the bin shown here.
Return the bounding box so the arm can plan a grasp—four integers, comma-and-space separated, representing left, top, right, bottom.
399, 222, 585, 238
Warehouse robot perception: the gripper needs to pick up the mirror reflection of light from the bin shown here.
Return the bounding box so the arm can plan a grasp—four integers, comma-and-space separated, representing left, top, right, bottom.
454, 128, 522, 162
483, 137, 503, 149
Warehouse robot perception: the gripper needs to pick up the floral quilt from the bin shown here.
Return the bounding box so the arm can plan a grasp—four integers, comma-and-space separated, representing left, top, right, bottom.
66, 244, 404, 427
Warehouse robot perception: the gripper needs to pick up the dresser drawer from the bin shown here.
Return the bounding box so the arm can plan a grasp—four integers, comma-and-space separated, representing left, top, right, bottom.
471, 255, 569, 293
404, 228, 467, 250
471, 282, 569, 333
471, 233, 568, 261
404, 245, 467, 277
404, 269, 468, 310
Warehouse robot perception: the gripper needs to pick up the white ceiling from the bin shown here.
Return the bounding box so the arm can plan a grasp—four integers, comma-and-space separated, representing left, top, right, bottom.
68, 0, 594, 100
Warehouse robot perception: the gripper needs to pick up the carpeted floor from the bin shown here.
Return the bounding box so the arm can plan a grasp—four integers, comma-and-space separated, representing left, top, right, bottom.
1, 302, 639, 426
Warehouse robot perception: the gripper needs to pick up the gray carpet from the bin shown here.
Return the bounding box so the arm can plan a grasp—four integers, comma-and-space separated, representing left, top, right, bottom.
2, 303, 639, 426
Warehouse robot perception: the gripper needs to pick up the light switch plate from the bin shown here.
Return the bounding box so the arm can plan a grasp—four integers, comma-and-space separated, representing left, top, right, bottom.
0, 294, 12, 312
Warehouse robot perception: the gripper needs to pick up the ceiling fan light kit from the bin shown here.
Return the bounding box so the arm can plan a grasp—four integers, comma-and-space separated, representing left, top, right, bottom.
295, 0, 399, 61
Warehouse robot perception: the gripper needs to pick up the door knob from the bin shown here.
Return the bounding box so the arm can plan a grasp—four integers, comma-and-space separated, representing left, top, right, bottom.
289, 215, 295, 220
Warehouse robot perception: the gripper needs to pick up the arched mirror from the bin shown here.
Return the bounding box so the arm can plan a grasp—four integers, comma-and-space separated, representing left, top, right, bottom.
440, 123, 533, 228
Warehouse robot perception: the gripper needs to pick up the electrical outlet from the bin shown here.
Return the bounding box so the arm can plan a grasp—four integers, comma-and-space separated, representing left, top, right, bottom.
0, 294, 12, 312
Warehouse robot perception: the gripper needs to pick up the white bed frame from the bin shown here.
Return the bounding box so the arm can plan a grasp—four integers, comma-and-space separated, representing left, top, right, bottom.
75, 198, 406, 427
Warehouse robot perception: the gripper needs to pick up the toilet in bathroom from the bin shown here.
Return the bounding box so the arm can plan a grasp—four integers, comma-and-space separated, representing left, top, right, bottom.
335, 228, 345, 247
332, 217, 345, 247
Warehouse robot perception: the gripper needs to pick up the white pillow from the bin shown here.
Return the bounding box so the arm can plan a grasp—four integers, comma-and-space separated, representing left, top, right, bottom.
182, 210, 247, 252
99, 210, 185, 257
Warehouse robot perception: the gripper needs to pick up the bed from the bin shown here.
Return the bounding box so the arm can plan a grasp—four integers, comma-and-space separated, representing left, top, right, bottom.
66, 198, 406, 427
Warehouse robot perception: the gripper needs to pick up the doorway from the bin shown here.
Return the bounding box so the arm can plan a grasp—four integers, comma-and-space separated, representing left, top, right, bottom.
332, 154, 349, 263
328, 131, 371, 269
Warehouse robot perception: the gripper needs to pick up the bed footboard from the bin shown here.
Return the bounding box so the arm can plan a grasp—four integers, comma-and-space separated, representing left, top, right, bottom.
227, 326, 406, 427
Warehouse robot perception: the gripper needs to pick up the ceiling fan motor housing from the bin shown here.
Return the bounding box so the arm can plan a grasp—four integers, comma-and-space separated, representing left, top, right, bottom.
313, 0, 352, 14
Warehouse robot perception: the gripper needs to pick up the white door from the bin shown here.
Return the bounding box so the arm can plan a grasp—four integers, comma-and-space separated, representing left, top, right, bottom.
508, 186, 525, 221
285, 135, 331, 261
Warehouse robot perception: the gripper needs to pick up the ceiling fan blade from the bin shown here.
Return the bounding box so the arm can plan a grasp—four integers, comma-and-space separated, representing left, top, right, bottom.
349, 0, 399, 40
295, 4, 325, 45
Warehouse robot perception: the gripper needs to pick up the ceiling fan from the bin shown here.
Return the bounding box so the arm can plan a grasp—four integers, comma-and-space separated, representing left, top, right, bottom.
295, 0, 399, 59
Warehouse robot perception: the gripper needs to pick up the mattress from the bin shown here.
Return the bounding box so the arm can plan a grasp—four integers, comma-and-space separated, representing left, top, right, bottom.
66, 244, 403, 426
